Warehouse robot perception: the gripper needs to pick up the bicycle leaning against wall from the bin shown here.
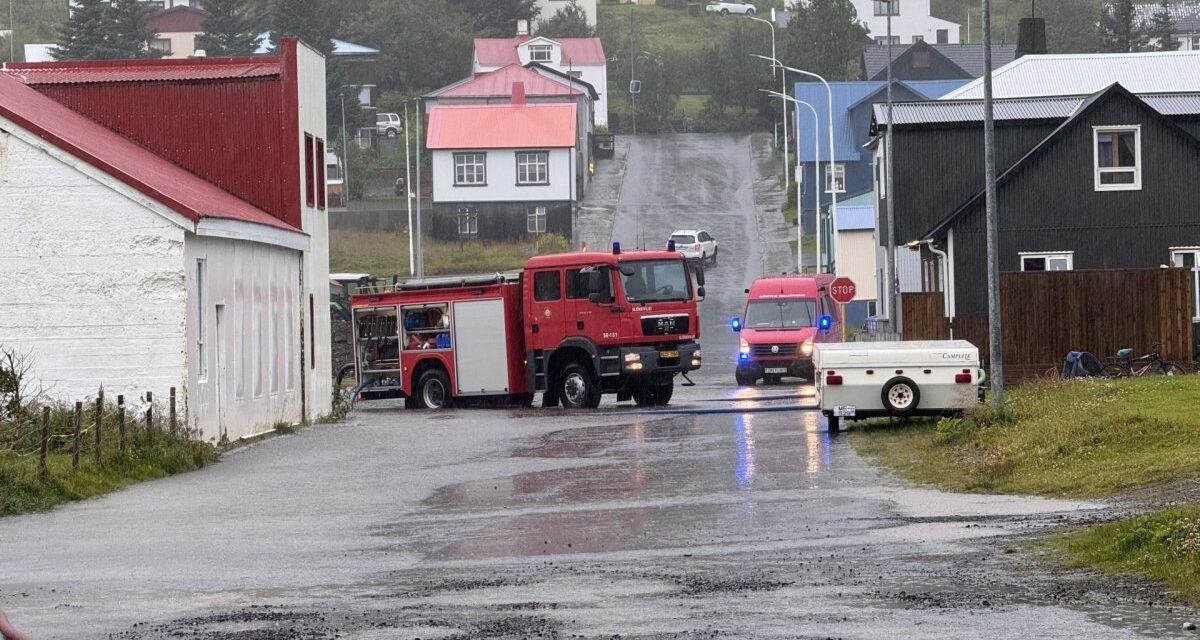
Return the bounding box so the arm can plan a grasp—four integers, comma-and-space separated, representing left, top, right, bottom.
1101, 342, 1187, 378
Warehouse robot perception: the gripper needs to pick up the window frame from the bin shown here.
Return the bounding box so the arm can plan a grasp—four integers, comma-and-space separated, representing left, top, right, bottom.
874, 35, 901, 45
1019, 251, 1074, 272
1171, 247, 1200, 322
456, 206, 479, 236
527, 205, 547, 233
533, 270, 562, 302
315, 138, 326, 209
453, 152, 488, 187
304, 134, 315, 206
825, 163, 846, 194
873, 0, 899, 16
516, 150, 550, 186
1093, 125, 1142, 192
529, 44, 554, 62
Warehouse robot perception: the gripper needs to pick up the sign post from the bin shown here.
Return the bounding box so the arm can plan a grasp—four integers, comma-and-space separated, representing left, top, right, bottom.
829, 277, 856, 341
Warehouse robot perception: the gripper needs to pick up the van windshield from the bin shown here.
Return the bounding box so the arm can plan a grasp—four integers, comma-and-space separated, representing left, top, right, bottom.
619, 259, 692, 303
745, 298, 816, 329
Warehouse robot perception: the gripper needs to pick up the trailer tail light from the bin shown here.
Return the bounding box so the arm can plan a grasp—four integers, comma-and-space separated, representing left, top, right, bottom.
955, 369, 973, 384
825, 371, 843, 386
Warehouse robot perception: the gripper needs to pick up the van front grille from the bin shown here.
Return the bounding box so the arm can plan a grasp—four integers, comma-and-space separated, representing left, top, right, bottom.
752, 343, 798, 357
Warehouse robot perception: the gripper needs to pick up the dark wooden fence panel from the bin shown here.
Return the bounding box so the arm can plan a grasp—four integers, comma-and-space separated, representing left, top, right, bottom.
900, 292, 947, 341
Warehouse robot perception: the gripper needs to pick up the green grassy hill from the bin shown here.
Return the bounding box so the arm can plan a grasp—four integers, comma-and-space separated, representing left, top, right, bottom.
931, 0, 1106, 53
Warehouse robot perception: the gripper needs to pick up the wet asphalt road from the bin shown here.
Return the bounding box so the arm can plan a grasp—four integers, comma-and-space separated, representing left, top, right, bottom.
1, 134, 1196, 639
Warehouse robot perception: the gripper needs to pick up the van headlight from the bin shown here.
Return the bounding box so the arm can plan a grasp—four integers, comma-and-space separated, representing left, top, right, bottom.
800, 337, 814, 356
739, 338, 750, 355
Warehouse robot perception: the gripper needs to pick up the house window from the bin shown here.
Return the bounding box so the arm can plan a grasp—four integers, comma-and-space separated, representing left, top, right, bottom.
567, 70, 583, 78
528, 206, 547, 233
516, 151, 550, 185
456, 207, 479, 236
874, 0, 898, 15
529, 44, 553, 62
534, 271, 561, 302
315, 138, 326, 209
150, 38, 171, 54
1191, 35, 1200, 50
875, 36, 901, 45
1020, 252, 1074, 272
196, 259, 207, 381
825, 163, 846, 194
1094, 126, 1141, 191
936, 29, 949, 43
304, 134, 315, 206
912, 35, 924, 43
1172, 248, 1200, 321
454, 152, 487, 186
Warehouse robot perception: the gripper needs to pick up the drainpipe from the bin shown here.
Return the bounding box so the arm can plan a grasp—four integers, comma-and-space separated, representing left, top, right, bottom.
926, 240, 952, 338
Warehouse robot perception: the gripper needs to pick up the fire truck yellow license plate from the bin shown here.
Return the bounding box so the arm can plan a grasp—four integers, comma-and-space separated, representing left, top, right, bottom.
659, 349, 679, 359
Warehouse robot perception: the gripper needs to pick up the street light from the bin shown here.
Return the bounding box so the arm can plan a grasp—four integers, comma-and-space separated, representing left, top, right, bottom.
761, 89, 820, 275
754, 55, 838, 273
746, 14, 788, 196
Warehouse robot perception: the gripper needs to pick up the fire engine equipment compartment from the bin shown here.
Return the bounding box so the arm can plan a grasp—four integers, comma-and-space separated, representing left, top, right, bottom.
349, 248, 702, 410
814, 340, 983, 432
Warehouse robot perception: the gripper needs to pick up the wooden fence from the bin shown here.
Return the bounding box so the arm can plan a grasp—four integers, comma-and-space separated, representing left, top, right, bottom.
901, 268, 1195, 381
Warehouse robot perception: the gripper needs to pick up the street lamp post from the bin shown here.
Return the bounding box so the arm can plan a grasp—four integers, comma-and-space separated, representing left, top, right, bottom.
404, 101, 415, 276
762, 90, 820, 275
747, 15, 788, 196
754, 56, 838, 273
885, 0, 898, 332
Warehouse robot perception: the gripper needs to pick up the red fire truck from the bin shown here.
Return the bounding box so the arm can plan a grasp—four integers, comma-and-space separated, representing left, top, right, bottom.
349, 245, 703, 410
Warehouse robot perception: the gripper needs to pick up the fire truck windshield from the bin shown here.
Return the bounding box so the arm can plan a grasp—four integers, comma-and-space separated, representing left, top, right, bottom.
619, 259, 692, 303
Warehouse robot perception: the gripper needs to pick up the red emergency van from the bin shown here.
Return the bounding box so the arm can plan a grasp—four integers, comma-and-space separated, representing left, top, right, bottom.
349, 246, 703, 409
731, 274, 842, 385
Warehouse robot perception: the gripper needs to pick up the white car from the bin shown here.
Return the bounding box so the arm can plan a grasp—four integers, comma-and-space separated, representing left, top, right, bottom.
706, 1, 757, 15
670, 229, 719, 265
376, 112, 403, 138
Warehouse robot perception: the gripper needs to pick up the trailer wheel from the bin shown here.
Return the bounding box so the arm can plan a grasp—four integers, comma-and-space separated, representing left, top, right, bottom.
415, 369, 453, 409
559, 362, 601, 409
881, 377, 920, 415
827, 414, 842, 434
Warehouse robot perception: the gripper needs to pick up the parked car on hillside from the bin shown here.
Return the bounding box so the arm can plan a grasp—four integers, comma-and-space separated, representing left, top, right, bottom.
376, 112, 403, 138
669, 229, 718, 265
706, 1, 756, 15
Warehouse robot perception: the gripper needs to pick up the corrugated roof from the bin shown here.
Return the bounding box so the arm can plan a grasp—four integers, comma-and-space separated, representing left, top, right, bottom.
862, 43, 1017, 80
874, 91, 1200, 126
1131, 2, 1200, 32
0, 72, 296, 232
426, 64, 580, 99
148, 6, 205, 33
426, 103, 576, 149
474, 36, 606, 66
943, 51, 1200, 99
828, 190, 876, 231
3, 58, 280, 84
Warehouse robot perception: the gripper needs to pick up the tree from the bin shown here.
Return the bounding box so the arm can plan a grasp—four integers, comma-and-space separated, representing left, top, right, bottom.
703, 21, 772, 114
1042, 0, 1103, 53
1146, 0, 1180, 50
108, 0, 165, 58
447, 0, 539, 37
1099, 0, 1147, 52
268, 0, 337, 56
782, 0, 868, 82
197, 0, 261, 56
54, 0, 118, 60
536, 1, 595, 38
343, 0, 474, 94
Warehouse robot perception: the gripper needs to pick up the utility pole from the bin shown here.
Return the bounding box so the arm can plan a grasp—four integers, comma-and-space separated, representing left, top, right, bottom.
983, 0, 1004, 406
415, 99, 425, 279
885, 0, 898, 329
7, 0, 13, 62
340, 91, 350, 204
404, 101, 414, 276
629, 5, 636, 136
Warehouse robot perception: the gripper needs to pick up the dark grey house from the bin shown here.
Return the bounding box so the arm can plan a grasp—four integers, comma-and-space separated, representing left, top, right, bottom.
872, 84, 1200, 328
859, 42, 1018, 82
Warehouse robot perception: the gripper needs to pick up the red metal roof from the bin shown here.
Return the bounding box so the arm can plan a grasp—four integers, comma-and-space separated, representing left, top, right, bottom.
3, 57, 281, 84
747, 274, 836, 299
474, 36, 606, 66
430, 64, 580, 98
0, 72, 297, 232
426, 103, 576, 149
148, 6, 206, 33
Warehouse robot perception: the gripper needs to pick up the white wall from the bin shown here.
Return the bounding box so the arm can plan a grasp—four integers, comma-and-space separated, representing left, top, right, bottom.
157, 31, 200, 58
510, 39, 607, 127
432, 148, 574, 203
295, 41, 334, 421
0, 127, 189, 405
184, 235, 303, 442
837, 229, 878, 302
535, 0, 597, 26
851, 0, 961, 44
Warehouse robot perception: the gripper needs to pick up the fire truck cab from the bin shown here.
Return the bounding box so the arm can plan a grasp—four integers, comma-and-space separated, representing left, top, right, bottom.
349, 247, 703, 410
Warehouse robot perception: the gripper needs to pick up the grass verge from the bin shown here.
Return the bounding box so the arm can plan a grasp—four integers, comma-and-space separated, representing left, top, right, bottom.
1047, 506, 1200, 605
851, 376, 1200, 497
329, 229, 569, 277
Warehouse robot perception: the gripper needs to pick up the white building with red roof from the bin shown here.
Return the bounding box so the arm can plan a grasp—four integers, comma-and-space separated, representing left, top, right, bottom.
427, 99, 578, 240
473, 29, 607, 127
0, 39, 333, 442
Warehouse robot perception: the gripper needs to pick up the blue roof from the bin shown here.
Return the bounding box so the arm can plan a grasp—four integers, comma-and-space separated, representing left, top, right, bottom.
793, 79, 968, 163
827, 190, 876, 231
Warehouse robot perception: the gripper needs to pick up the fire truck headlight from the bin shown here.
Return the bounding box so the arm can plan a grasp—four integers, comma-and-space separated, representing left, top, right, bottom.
627, 362, 644, 371
691, 358, 701, 367
624, 352, 642, 363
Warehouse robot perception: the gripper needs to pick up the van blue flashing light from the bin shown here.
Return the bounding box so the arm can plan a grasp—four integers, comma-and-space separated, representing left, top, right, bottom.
739, 352, 749, 361
667, 239, 676, 252
612, 242, 621, 255
730, 317, 741, 331
818, 315, 833, 331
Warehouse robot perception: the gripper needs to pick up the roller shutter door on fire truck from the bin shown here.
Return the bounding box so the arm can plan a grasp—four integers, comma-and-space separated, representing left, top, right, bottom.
452, 298, 510, 395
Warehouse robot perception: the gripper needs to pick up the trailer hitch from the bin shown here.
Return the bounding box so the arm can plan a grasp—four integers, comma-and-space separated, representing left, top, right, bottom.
680, 372, 696, 387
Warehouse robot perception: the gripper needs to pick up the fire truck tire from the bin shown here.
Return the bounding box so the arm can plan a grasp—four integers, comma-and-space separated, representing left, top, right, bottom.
633, 378, 674, 407
653, 379, 674, 405
559, 362, 601, 409
415, 369, 453, 409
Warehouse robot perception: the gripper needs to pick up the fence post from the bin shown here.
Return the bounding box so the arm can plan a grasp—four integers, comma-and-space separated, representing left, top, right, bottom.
94, 393, 103, 467
118, 395, 126, 454
72, 401, 82, 471
145, 391, 154, 433
39, 406, 50, 473
170, 387, 177, 436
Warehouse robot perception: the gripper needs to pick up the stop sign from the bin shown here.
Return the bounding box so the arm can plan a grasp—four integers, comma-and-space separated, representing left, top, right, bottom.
829, 277, 856, 304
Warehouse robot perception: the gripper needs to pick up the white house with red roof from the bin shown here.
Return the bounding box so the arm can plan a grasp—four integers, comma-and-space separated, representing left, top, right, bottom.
427, 99, 578, 240
473, 30, 607, 127
0, 39, 333, 442
146, 5, 205, 58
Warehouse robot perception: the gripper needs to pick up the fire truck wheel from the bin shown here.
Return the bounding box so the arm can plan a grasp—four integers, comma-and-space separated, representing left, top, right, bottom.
652, 379, 674, 405
559, 362, 601, 409
416, 369, 453, 409
881, 377, 920, 416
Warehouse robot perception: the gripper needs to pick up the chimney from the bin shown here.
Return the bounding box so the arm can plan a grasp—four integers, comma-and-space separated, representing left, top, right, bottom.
517, 19, 530, 36
512, 82, 526, 105
1016, 17, 1047, 57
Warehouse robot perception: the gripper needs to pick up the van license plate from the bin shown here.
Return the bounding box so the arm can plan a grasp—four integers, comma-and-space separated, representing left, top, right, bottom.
833, 406, 856, 417
660, 349, 679, 359
765, 367, 787, 374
